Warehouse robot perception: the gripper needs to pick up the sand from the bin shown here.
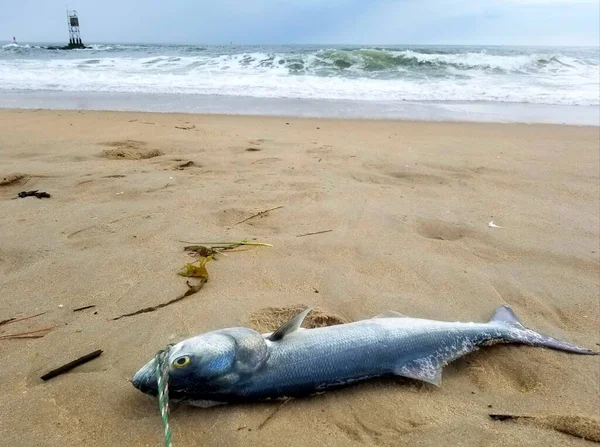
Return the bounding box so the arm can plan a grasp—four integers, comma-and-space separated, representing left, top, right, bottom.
0, 109, 598, 446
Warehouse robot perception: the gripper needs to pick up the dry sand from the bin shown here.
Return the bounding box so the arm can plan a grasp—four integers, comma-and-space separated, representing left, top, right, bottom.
0, 109, 598, 446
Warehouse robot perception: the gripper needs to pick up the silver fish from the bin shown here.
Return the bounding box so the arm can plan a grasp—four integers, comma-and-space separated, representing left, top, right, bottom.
132, 306, 598, 407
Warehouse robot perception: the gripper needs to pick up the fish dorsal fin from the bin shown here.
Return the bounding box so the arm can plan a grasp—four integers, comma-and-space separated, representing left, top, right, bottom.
374, 311, 407, 319
266, 307, 313, 342
394, 360, 443, 386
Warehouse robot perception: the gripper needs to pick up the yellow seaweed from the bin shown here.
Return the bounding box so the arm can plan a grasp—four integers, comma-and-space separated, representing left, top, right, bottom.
178, 256, 211, 279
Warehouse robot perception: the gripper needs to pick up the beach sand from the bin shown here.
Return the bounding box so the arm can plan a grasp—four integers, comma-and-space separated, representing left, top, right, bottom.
0, 109, 598, 446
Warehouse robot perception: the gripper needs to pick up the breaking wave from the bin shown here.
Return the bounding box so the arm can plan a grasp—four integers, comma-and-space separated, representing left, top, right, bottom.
0, 45, 598, 105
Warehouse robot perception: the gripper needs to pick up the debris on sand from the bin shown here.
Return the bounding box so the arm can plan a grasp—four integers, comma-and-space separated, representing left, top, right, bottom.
179, 240, 273, 249
297, 229, 332, 238
41, 350, 103, 381
113, 280, 207, 320
73, 305, 96, 312
0, 327, 53, 340
234, 206, 284, 226
489, 414, 600, 442
1, 174, 27, 187
184, 245, 219, 258
18, 190, 50, 199
0, 312, 46, 327
178, 256, 211, 278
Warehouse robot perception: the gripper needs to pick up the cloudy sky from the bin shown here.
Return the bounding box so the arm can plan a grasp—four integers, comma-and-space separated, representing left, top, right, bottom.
1, 0, 598, 45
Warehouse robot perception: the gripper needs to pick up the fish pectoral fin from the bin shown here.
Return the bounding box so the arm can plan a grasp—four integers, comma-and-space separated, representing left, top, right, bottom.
373, 311, 408, 319
394, 360, 443, 387
266, 307, 313, 341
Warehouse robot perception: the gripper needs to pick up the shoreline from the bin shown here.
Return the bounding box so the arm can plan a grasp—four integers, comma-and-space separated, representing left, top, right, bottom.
1, 91, 598, 126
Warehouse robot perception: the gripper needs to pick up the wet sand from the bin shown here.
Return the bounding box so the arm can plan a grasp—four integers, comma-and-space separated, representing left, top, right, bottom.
0, 109, 598, 446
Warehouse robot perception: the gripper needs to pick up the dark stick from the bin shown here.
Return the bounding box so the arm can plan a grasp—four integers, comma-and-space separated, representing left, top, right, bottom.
73, 305, 96, 312
296, 229, 333, 238
2, 335, 46, 340
40, 349, 103, 381
234, 206, 283, 226
489, 414, 532, 421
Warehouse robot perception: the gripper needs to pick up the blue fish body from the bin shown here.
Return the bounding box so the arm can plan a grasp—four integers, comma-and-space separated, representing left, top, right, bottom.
132, 306, 597, 406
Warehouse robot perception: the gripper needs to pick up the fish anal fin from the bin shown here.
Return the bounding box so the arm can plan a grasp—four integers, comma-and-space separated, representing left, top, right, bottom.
374, 311, 408, 319
266, 307, 313, 342
394, 359, 443, 387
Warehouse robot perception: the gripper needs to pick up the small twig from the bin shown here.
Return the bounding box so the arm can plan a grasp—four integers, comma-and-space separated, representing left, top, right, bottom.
41, 349, 103, 381
112, 280, 206, 321
178, 240, 273, 247
1, 334, 46, 340
234, 206, 283, 226
257, 399, 290, 430
0, 312, 46, 327
296, 229, 333, 238
175, 125, 195, 130
0, 327, 54, 340
73, 305, 96, 312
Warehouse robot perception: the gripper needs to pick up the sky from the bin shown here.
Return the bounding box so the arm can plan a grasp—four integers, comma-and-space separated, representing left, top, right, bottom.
0, 0, 598, 46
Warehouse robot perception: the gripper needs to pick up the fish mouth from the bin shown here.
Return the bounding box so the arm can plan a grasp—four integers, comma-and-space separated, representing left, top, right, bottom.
132, 361, 158, 396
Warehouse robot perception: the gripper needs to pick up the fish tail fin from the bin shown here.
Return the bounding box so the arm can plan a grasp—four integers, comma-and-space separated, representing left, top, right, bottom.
490, 305, 598, 355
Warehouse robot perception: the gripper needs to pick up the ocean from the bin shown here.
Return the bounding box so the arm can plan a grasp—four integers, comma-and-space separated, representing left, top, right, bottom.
1, 43, 598, 124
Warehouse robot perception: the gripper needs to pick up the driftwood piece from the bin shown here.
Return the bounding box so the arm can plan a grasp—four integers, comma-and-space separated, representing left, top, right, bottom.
41, 350, 103, 381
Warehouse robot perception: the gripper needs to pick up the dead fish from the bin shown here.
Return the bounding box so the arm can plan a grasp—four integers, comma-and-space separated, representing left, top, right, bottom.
132, 306, 598, 407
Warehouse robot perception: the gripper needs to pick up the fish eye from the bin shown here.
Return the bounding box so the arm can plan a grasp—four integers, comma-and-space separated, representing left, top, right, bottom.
172, 356, 191, 368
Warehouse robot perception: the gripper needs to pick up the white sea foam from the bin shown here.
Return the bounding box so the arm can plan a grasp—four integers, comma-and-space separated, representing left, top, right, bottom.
0, 47, 597, 105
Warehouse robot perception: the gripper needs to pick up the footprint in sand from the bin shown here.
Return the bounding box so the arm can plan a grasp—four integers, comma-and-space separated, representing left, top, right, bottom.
0, 174, 28, 187
252, 157, 281, 165
387, 171, 449, 186
99, 140, 162, 160
415, 218, 472, 241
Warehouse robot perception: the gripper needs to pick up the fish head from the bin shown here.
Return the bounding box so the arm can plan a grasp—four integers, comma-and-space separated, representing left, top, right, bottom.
132, 327, 269, 402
